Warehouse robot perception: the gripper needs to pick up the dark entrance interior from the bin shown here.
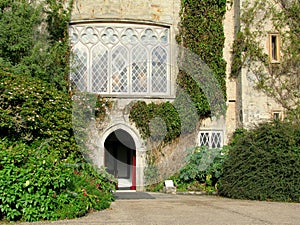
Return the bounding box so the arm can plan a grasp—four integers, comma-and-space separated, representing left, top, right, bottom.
104, 129, 136, 190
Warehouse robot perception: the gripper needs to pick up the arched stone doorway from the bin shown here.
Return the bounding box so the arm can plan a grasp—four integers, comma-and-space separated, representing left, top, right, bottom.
104, 129, 136, 190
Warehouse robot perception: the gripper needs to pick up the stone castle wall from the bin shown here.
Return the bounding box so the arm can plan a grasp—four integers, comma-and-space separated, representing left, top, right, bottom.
69, 0, 284, 189
71, 0, 181, 26
238, 0, 284, 128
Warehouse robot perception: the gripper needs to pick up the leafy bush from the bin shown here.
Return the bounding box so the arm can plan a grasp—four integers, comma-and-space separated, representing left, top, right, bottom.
0, 69, 116, 222
219, 121, 300, 202
0, 70, 79, 157
0, 139, 116, 222
146, 146, 227, 193
0, 0, 116, 222
176, 146, 227, 192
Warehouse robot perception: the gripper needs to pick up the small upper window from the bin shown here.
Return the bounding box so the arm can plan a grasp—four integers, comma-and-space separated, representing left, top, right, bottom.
272, 110, 283, 121
269, 33, 280, 63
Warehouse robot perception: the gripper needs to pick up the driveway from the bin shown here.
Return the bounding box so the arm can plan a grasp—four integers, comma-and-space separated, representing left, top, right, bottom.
19, 193, 300, 225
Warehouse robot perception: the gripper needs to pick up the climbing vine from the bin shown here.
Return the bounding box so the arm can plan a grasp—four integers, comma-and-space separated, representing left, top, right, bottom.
177, 0, 227, 116
230, 31, 245, 78
230, 0, 300, 120
129, 0, 227, 143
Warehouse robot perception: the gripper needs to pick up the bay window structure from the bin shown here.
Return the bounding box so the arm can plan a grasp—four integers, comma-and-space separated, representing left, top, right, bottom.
69, 23, 171, 97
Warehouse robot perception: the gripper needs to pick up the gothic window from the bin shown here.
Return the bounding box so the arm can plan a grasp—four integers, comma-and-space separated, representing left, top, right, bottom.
70, 44, 88, 92
92, 44, 108, 93
69, 23, 170, 96
199, 131, 223, 149
132, 45, 148, 93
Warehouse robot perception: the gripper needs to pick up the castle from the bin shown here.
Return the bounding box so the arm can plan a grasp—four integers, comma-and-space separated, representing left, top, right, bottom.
69, 0, 284, 190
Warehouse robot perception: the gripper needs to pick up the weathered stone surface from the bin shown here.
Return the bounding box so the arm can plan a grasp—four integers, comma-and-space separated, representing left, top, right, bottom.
71, 0, 181, 26
69, 0, 284, 190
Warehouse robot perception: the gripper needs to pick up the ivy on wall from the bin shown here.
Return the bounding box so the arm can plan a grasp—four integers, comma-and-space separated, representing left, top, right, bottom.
129, 101, 181, 142
129, 0, 227, 143
177, 0, 227, 116
230, 0, 300, 120
230, 31, 245, 78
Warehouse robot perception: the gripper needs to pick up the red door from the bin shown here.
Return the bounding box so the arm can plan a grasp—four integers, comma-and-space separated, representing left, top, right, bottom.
131, 153, 136, 190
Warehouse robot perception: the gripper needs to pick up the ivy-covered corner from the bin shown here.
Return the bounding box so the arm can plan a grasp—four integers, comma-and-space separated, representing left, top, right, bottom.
129, 0, 227, 145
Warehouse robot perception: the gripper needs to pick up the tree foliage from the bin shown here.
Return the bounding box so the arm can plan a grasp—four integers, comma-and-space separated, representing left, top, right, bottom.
0, 0, 72, 90
0, 0, 42, 65
232, 0, 300, 120
0, 0, 116, 222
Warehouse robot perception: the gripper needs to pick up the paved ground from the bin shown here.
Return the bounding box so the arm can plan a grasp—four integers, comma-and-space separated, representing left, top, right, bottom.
18, 193, 300, 225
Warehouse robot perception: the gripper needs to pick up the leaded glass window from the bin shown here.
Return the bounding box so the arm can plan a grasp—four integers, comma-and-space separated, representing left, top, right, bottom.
69, 23, 170, 96
199, 131, 223, 148
132, 45, 148, 93
152, 46, 167, 93
92, 44, 108, 92
71, 44, 88, 92
111, 45, 128, 93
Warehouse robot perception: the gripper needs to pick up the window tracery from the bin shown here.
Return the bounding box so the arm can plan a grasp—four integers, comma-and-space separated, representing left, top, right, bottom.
70, 23, 170, 96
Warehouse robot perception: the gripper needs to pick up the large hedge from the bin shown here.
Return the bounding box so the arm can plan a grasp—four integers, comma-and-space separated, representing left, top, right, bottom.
219, 121, 300, 202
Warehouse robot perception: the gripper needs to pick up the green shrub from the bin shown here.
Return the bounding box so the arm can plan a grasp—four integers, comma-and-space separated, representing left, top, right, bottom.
219, 121, 300, 202
176, 146, 227, 192
0, 70, 79, 158
0, 70, 116, 222
146, 146, 227, 193
0, 139, 116, 222
0, 1, 116, 222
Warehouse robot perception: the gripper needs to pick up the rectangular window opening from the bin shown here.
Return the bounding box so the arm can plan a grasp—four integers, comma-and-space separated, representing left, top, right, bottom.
272, 111, 283, 121
199, 131, 223, 149
269, 33, 280, 63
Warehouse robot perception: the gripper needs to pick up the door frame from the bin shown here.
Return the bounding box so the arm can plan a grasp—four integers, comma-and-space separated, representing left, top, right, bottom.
104, 130, 136, 190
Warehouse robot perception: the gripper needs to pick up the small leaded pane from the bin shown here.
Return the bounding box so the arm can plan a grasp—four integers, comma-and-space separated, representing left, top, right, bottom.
82, 27, 98, 44
160, 29, 169, 43
211, 133, 222, 148
200, 132, 210, 147
102, 27, 118, 44
121, 28, 138, 44
141, 28, 158, 43
151, 46, 167, 93
112, 45, 128, 93
70, 47, 88, 92
132, 45, 148, 93
92, 44, 108, 92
